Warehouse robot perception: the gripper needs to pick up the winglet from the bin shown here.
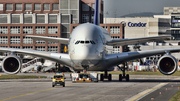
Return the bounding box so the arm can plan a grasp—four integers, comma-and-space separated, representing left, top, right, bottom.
94, 0, 100, 25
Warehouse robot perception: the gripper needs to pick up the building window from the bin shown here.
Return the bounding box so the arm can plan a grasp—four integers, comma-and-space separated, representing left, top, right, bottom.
43, 4, 50, 10
48, 26, 58, 34
91, 14, 94, 23
110, 26, 120, 34
6, 4, 13, 10
82, 14, 89, 23
10, 26, 20, 34
111, 36, 120, 39
23, 46, 33, 49
0, 26, 8, 34
102, 26, 107, 31
82, 3, 89, 11
91, 3, 95, 11
0, 15, 7, 23
36, 46, 45, 51
15, 4, 22, 10
0, 36, 8, 44
53, 3, 58, 10
49, 15, 57, 23
23, 37, 33, 44
25, 4, 32, 10
23, 26, 33, 34
36, 14, 45, 23
24, 14, 32, 23
34, 4, 41, 11
113, 46, 120, 53
11, 14, 20, 23
35, 26, 45, 34
0, 4, 3, 11
10, 46, 20, 48
48, 46, 58, 53
10, 36, 20, 44
36, 40, 45, 44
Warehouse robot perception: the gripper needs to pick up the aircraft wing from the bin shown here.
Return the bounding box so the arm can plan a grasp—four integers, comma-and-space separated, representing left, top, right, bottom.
26, 35, 69, 44
106, 35, 171, 46
0, 47, 72, 67
105, 48, 180, 67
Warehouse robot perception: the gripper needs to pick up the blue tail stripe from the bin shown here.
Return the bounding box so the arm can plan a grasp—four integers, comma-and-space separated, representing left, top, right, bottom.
94, 0, 99, 25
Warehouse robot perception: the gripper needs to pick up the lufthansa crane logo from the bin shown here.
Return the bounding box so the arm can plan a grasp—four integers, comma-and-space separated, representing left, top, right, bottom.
64, 45, 68, 53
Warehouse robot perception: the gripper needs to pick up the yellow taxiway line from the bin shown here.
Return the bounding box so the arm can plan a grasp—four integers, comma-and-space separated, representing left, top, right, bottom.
0, 83, 77, 101
128, 83, 168, 101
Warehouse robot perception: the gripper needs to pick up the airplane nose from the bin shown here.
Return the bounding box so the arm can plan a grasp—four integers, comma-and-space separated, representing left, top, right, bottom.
76, 47, 89, 59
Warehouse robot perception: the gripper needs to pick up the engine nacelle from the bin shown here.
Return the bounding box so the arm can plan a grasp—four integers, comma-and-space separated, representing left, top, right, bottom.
157, 55, 177, 75
2, 55, 22, 74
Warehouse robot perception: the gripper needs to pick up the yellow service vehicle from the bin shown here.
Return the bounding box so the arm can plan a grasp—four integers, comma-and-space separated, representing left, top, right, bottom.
52, 73, 65, 87
71, 72, 98, 82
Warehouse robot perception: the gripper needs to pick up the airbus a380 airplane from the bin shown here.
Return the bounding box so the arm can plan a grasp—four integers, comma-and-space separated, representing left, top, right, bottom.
0, 0, 180, 81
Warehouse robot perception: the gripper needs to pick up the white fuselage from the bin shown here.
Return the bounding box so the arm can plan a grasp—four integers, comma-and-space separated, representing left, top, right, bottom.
68, 23, 111, 71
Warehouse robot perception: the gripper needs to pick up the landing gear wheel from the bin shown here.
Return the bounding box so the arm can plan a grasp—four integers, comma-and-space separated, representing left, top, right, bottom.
63, 83, 65, 87
100, 74, 104, 81
119, 74, 122, 81
126, 74, 129, 81
108, 74, 112, 81
52, 85, 55, 87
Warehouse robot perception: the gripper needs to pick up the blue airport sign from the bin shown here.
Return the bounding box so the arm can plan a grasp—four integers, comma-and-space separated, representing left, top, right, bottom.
128, 22, 146, 27
120, 21, 147, 27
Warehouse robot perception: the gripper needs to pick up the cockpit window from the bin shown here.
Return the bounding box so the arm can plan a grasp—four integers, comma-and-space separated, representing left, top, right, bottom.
80, 41, 84, 43
85, 41, 89, 44
90, 41, 95, 44
75, 40, 96, 44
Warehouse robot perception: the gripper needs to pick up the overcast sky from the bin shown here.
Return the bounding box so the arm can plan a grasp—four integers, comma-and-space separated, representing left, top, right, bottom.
104, 0, 180, 17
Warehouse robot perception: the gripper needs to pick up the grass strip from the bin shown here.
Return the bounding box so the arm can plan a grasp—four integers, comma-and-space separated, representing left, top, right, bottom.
169, 90, 180, 101
0, 75, 46, 80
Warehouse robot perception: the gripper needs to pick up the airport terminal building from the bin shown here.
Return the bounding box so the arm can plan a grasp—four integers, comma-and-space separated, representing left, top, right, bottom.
0, 0, 120, 61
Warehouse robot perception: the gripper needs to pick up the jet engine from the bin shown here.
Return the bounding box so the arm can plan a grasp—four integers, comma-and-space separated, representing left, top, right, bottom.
157, 55, 177, 75
2, 55, 22, 74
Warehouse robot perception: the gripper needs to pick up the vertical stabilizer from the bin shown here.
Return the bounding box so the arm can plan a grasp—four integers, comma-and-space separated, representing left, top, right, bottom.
94, 0, 100, 25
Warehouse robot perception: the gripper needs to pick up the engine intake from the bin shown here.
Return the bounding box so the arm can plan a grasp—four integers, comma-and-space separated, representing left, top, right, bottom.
2, 55, 22, 74
157, 55, 177, 75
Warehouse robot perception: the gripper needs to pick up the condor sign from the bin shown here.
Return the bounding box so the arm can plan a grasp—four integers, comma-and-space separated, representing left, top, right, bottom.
128, 22, 147, 27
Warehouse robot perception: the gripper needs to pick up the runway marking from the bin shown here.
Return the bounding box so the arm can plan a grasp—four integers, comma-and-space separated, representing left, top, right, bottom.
127, 83, 168, 101
0, 83, 77, 101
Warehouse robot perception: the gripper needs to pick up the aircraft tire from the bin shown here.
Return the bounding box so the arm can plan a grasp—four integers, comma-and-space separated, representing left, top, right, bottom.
100, 74, 104, 81
126, 74, 129, 81
108, 74, 112, 81
119, 74, 122, 81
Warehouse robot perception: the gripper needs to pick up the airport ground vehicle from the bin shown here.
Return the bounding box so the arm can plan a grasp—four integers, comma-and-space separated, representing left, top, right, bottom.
71, 72, 98, 82
52, 73, 65, 87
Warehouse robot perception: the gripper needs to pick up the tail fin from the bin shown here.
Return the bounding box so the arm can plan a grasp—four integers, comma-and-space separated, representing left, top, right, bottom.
94, 0, 100, 25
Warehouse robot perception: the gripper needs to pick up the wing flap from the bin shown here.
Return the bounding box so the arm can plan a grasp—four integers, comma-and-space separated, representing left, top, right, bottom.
106, 36, 171, 46
26, 35, 69, 44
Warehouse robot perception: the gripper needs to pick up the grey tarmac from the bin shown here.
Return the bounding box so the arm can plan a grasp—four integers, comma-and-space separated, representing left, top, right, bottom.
0, 73, 179, 101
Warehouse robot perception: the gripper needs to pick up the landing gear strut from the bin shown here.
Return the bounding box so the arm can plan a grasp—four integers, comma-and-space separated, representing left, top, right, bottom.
117, 63, 129, 81
100, 71, 112, 81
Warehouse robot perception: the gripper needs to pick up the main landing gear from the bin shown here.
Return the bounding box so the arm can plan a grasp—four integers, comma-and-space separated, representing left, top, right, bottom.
100, 71, 112, 81
100, 63, 130, 81
117, 63, 129, 81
